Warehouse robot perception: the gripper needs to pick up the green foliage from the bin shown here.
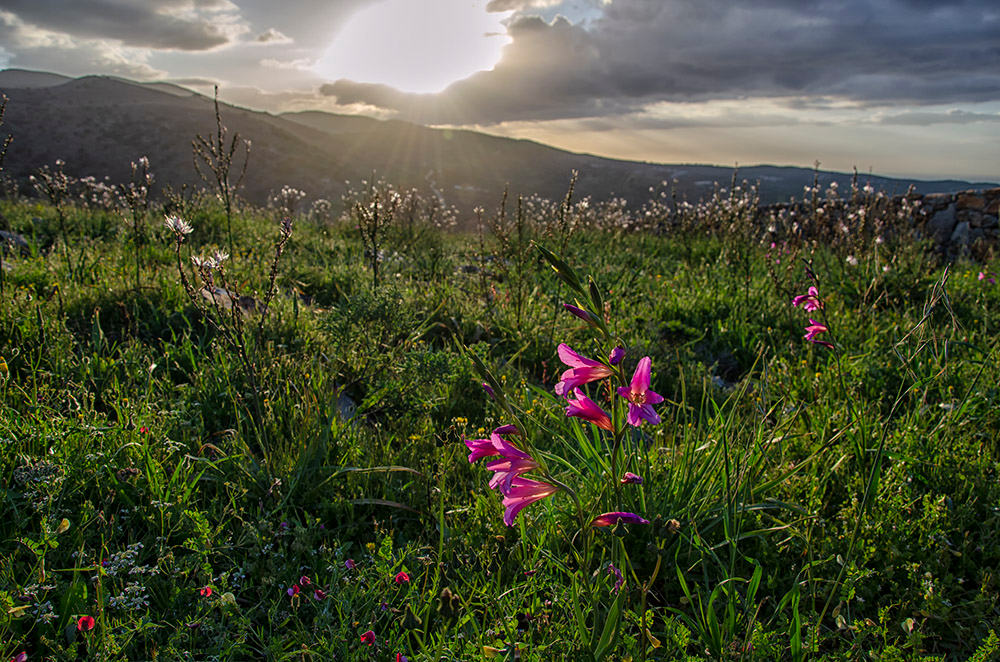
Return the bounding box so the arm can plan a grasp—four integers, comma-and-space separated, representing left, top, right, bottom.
0, 190, 997, 661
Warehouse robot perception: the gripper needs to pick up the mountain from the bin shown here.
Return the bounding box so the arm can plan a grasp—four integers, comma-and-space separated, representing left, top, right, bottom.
0, 69, 994, 214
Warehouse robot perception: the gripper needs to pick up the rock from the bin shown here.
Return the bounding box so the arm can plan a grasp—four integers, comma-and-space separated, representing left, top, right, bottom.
950, 221, 970, 245
200, 287, 258, 314
0, 230, 30, 257
337, 393, 357, 421
922, 193, 954, 211
956, 194, 986, 211
957, 209, 988, 227
986, 199, 1000, 215
927, 203, 957, 243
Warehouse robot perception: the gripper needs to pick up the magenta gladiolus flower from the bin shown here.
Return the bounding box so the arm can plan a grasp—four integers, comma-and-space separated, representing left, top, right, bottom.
299, 575, 311, 586
501, 478, 558, 526
481, 382, 495, 399
482, 426, 537, 491
77, 615, 95, 632
360, 630, 376, 646
466, 425, 521, 463
396, 654, 409, 662
287, 584, 300, 597
979, 271, 996, 285
394, 571, 410, 584
345, 559, 356, 570
804, 319, 834, 349
617, 357, 664, 426
555, 343, 613, 396
12, 652, 28, 662
609, 346, 626, 365
791, 286, 823, 312
620, 472, 643, 485
314, 589, 327, 600
565, 388, 613, 431
464, 436, 499, 463
487, 454, 540, 492
590, 511, 650, 527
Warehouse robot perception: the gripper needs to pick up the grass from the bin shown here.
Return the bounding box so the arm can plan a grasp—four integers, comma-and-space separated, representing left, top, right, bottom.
0, 184, 998, 661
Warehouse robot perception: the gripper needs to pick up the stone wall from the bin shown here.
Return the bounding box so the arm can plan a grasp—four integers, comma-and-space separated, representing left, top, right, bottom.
918, 189, 1000, 250
756, 187, 999, 254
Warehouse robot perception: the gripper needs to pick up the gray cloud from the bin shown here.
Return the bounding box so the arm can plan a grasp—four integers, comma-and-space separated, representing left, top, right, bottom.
321, 0, 1000, 124
0, 0, 245, 50
876, 109, 1000, 125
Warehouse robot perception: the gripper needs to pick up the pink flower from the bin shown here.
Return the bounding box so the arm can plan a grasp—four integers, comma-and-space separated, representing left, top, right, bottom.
979, 271, 997, 285
394, 571, 410, 584
465, 425, 521, 463
314, 589, 327, 600
287, 584, 300, 597
608, 563, 624, 593
620, 472, 643, 485
591, 511, 650, 527
299, 575, 311, 586
344, 559, 356, 570
199, 586, 212, 597
486, 454, 540, 493
11, 652, 28, 662
396, 654, 409, 662
481, 382, 496, 399
501, 478, 559, 526
564, 388, 613, 431
77, 615, 95, 632
609, 346, 626, 365
792, 286, 823, 312
360, 630, 376, 646
555, 344, 613, 396
616, 357, 664, 426
804, 319, 834, 349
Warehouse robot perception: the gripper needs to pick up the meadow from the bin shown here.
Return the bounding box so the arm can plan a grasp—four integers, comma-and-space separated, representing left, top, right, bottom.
0, 156, 998, 661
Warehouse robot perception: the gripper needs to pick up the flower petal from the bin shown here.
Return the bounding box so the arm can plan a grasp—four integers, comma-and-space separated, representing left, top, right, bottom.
630, 356, 652, 393
591, 511, 650, 527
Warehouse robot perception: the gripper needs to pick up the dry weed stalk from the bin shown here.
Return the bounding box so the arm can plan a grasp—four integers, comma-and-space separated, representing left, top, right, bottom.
192, 86, 251, 258
118, 156, 153, 294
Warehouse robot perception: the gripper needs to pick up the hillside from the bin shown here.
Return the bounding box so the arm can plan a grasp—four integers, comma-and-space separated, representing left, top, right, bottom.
0, 69, 994, 211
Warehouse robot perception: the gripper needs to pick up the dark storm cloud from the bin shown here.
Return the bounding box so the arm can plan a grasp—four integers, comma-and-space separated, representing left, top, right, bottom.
320, 0, 1000, 124
0, 0, 243, 50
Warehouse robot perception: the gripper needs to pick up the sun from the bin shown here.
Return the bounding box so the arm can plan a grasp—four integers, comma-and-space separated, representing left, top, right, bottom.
315, 0, 512, 94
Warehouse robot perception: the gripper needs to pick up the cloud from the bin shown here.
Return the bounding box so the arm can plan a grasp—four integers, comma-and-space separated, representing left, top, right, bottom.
320, 0, 1000, 124
254, 28, 292, 44
0, 0, 248, 51
261, 57, 315, 70
0, 10, 168, 79
875, 109, 1000, 125
485, 0, 562, 11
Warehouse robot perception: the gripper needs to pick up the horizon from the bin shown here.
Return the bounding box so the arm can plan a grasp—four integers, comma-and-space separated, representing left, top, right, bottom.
0, 1, 998, 182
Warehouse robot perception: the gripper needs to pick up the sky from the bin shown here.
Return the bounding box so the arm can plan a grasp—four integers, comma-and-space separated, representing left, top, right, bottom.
0, 0, 998, 182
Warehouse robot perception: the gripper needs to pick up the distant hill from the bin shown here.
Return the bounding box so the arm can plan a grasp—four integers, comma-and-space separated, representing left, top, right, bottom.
1, 68, 995, 214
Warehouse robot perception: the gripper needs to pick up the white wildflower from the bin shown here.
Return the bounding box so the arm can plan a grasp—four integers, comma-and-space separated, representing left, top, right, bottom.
164, 215, 193, 236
